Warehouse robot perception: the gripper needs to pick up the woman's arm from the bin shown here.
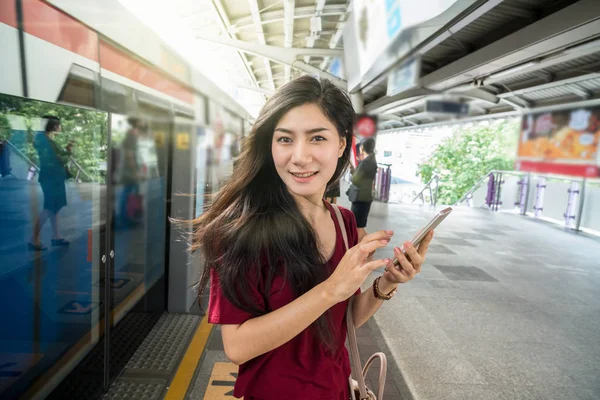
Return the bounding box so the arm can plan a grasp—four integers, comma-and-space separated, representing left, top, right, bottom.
221, 281, 337, 365
350, 275, 397, 328
220, 233, 392, 365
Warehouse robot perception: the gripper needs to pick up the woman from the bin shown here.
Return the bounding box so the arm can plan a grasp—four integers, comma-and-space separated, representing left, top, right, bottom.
348, 137, 378, 242
192, 76, 433, 399
324, 179, 340, 204
29, 116, 72, 250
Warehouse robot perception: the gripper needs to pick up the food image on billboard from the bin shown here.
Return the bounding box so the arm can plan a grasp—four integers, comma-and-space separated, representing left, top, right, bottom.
518, 108, 600, 161
516, 106, 600, 177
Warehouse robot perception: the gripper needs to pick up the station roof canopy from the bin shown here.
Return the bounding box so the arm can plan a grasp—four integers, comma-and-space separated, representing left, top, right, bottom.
122, 0, 600, 124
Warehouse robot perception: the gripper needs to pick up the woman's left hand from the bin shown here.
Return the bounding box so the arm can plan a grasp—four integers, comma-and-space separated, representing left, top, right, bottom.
382, 231, 434, 284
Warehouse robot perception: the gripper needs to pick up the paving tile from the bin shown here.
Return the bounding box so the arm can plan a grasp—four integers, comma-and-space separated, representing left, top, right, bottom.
434, 265, 499, 282
435, 237, 476, 246
454, 232, 494, 240
426, 244, 456, 254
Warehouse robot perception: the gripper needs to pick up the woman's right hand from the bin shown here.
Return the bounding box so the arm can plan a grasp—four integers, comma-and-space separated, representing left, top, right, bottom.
324, 230, 394, 303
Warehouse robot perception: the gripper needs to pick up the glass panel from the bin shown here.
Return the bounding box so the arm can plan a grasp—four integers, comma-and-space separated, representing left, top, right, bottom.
498, 174, 522, 211
107, 106, 169, 380
542, 180, 571, 222
581, 180, 600, 232
0, 94, 107, 399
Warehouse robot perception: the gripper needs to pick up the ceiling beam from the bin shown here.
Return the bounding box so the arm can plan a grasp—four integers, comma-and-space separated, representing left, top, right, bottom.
211, 0, 261, 95
304, 0, 327, 64
500, 97, 527, 110
497, 72, 600, 98
365, 87, 436, 114
248, 0, 275, 90
283, 0, 295, 83
567, 84, 593, 100
357, 0, 507, 93
420, 0, 600, 91
319, 1, 349, 72
197, 34, 347, 89
481, 40, 600, 86
237, 86, 275, 95
231, 4, 346, 30
378, 110, 519, 133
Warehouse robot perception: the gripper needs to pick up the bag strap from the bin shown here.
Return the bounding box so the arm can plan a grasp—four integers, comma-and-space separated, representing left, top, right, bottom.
331, 204, 369, 400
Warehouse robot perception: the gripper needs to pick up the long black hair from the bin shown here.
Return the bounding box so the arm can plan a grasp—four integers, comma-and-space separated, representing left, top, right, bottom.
192, 76, 355, 351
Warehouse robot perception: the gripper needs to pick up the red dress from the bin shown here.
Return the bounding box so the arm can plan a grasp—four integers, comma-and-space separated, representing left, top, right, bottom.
207, 203, 359, 399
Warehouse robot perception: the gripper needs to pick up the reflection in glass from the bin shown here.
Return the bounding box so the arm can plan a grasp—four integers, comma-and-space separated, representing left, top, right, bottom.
109, 110, 168, 325
0, 94, 107, 399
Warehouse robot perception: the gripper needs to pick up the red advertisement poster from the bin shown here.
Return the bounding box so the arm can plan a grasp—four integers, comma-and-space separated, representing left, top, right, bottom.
517, 106, 600, 177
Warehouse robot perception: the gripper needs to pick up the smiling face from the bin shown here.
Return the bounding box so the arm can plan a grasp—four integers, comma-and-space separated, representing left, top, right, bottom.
272, 103, 346, 203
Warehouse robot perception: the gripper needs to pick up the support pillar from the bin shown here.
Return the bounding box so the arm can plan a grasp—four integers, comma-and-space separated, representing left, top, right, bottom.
564, 181, 580, 229
350, 92, 364, 113
533, 177, 546, 218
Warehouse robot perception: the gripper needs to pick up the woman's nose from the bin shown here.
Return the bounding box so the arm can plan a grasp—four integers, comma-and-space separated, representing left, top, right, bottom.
291, 142, 311, 165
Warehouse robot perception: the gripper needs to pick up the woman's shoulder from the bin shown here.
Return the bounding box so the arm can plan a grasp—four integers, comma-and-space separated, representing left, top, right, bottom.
330, 204, 357, 230
336, 205, 358, 245
335, 204, 352, 218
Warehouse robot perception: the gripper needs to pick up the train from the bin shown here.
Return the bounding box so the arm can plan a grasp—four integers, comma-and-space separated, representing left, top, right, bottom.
0, 1, 253, 398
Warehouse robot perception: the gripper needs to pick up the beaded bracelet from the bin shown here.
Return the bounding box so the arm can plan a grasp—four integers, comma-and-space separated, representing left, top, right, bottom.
372, 276, 398, 300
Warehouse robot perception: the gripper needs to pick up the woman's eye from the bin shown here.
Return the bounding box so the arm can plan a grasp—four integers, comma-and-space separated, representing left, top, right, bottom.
277, 137, 292, 143
311, 136, 326, 142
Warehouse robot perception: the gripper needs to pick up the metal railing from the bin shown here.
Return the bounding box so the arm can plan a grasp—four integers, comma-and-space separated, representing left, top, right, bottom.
5, 139, 96, 182
67, 156, 95, 182
411, 172, 440, 206
456, 169, 600, 233
4, 139, 40, 180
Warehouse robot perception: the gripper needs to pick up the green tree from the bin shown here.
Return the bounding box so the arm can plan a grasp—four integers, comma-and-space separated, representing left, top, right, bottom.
0, 94, 107, 182
417, 119, 519, 205
0, 114, 10, 142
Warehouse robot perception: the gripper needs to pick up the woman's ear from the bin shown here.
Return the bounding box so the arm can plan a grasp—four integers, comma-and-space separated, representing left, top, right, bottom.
338, 137, 347, 158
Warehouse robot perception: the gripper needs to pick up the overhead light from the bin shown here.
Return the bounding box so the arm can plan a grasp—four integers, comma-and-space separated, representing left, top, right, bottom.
488, 61, 540, 80
310, 16, 322, 34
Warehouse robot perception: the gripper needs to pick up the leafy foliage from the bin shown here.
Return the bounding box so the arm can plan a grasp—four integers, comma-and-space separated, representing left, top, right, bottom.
0, 94, 107, 182
417, 119, 519, 205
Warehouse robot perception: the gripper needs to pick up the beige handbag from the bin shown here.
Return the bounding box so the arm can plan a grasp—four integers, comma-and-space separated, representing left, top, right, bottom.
331, 205, 388, 400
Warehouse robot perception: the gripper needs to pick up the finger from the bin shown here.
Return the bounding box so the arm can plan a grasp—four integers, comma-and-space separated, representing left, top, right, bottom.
417, 230, 434, 257
364, 258, 391, 271
361, 230, 394, 243
393, 247, 415, 276
404, 242, 423, 271
358, 239, 389, 256
385, 258, 408, 283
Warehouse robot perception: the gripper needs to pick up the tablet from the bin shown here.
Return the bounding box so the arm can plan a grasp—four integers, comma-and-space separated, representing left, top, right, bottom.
393, 207, 452, 266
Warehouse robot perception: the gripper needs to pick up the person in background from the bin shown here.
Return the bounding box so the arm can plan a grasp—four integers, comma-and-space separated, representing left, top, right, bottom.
190, 76, 433, 399
118, 117, 143, 227
29, 116, 72, 250
0, 140, 13, 178
348, 137, 377, 242
324, 179, 340, 204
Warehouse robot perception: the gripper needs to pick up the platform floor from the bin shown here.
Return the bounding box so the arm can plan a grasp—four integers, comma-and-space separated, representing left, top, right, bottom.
342, 199, 600, 400
104, 200, 600, 400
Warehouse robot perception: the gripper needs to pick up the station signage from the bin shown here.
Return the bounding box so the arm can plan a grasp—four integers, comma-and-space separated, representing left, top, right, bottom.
344, 0, 466, 91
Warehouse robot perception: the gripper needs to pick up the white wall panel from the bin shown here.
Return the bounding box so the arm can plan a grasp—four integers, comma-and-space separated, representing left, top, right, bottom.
24, 33, 99, 104
0, 23, 23, 97
46, 0, 161, 68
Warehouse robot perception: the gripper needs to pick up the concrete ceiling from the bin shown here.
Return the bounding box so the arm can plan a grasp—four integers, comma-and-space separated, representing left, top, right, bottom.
131, 0, 600, 125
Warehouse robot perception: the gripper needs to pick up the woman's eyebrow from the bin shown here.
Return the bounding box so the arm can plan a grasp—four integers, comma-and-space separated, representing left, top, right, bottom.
274, 127, 330, 134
